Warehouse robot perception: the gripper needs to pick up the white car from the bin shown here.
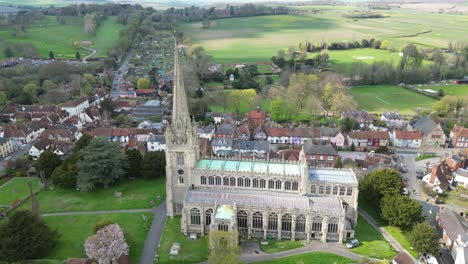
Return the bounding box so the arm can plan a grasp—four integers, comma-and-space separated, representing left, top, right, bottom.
402, 188, 409, 195
425, 254, 438, 264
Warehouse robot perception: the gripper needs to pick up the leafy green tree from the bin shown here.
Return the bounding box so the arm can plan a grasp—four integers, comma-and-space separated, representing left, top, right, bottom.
360, 169, 403, 203
0, 210, 59, 262
137, 78, 151, 89
76, 51, 81, 60
0, 91, 7, 109
4, 46, 13, 58
340, 117, 360, 133
432, 100, 448, 117
74, 134, 93, 152
142, 151, 166, 179
410, 222, 440, 255
49, 50, 54, 59
270, 98, 286, 120
77, 137, 128, 191
36, 151, 61, 179
381, 195, 423, 230
126, 149, 143, 178
208, 231, 239, 264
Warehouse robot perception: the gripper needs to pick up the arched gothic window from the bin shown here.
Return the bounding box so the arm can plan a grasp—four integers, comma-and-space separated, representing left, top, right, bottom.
292, 181, 299, 191
281, 214, 292, 231
284, 181, 291, 190
253, 178, 259, 188
260, 179, 266, 188
333, 186, 338, 195
347, 187, 353, 196
200, 176, 207, 185
205, 209, 213, 225
296, 215, 306, 232
237, 210, 248, 228
275, 180, 282, 190
208, 176, 214, 185
237, 178, 244, 187
179, 176, 184, 184
245, 178, 251, 187
223, 177, 229, 186
215, 176, 221, 185
312, 216, 323, 232
268, 179, 274, 189
190, 208, 200, 225
326, 186, 331, 195
340, 187, 345, 195
230, 177, 236, 186
268, 213, 278, 230
319, 186, 324, 194
328, 218, 339, 233
311, 185, 317, 194
252, 211, 263, 229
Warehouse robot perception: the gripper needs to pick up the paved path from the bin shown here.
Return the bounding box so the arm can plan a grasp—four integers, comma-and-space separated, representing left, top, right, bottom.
82, 47, 97, 62
358, 209, 417, 263
41, 208, 152, 217
140, 202, 167, 264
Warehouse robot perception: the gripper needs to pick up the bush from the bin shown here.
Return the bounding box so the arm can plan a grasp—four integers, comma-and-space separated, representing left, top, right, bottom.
93, 219, 115, 234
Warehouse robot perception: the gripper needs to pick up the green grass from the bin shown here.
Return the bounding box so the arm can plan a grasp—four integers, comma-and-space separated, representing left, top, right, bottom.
358, 197, 418, 258
255, 252, 354, 264
0, 177, 41, 206
422, 84, 468, 97
323, 49, 402, 74
257, 64, 274, 74
157, 216, 208, 264
259, 240, 303, 254
350, 215, 397, 260
350, 85, 436, 114
20, 178, 165, 213
0, 16, 123, 60
444, 187, 468, 208
181, 8, 468, 63
415, 154, 437, 161
43, 213, 153, 263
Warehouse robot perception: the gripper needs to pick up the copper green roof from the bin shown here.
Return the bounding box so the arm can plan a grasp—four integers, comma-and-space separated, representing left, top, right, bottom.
196, 159, 302, 176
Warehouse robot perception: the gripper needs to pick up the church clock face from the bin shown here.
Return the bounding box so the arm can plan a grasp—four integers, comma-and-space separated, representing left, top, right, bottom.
178, 169, 184, 175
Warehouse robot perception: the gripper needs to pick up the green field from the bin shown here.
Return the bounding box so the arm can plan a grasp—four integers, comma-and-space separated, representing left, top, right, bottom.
422, 84, 468, 97
158, 216, 208, 264
255, 252, 354, 264
181, 8, 468, 63
0, 177, 41, 206
260, 240, 303, 254
0, 16, 123, 60
351, 215, 396, 259
20, 178, 166, 213
350, 85, 436, 114
324, 48, 402, 73
43, 213, 152, 263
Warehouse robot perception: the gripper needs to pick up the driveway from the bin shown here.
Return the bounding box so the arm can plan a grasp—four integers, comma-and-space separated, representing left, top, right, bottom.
140, 202, 167, 264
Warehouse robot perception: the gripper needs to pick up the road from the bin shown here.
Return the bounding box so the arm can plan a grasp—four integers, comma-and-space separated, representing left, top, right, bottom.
110, 48, 134, 101
140, 202, 167, 264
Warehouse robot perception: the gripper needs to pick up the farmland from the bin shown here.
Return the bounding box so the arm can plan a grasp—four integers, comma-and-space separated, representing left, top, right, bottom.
0, 16, 123, 60
422, 84, 468, 97
180, 7, 468, 63
350, 85, 436, 114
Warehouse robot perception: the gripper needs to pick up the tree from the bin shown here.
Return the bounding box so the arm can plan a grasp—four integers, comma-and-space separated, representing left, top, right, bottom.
227, 89, 256, 114
100, 98, 115, 121
49, 50, 54, 59
84, 13, 97, 36
142, 151, 166, 179
0, 91, 7, 109
381, 195, 423, 230
77, 137, 129, 192
36, 151, 61, 179
137, 78, 150, 89
410, 222, 440, 255
76, 51, 81, 60
75, 134, 93, 152
208, 231, 239, 264
270, 98, 286, 120
359, 169, 403, 203
340, 117, 360, 133
432, 100, 449, 117
85, 224, 129, 264
0, 210, 59, 262
3, 46, 13, 58
126, 149, 143, 178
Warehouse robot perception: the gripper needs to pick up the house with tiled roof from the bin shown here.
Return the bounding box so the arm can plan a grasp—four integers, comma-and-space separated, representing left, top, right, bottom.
422, 160, 453, 193
390, 130, 422, 148
61, 97, 90, 117
235, 125, 251, 140
0, 138, 14, 158
304, 140, 339, 169
197, 125, 215, 140
212, 137, 233, 156
341, 111, 375, 129
347, 131, 390, 149
454, 168, 468, 188
450, 125, 468, 148
253, 125, 267, 140
147, 134, 166, 152
232, 140, 270, 157
436, 207, 468, 259
215, 123, 236, 138
392, 251, 414, 264
29, 138, 51, 160
267, 127, 319, 145
245, 107, 268, 126
381, 112, 406, 129
136, 88, 158, 97
408, 116, 446, 147
319, 127, 345, 147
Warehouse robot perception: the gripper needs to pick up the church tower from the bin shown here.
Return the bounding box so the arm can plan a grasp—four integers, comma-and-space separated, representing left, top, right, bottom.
165, 45, 198, 216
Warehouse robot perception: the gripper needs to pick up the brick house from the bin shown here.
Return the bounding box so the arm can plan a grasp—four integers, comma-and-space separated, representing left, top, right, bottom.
408, 116, 446, 147
450, 125, 468, 148
304, 140, 339, 168
347, 131, 390, 149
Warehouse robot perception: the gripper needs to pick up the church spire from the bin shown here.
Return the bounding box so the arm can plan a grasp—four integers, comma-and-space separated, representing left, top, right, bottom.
172, 45, 190, 124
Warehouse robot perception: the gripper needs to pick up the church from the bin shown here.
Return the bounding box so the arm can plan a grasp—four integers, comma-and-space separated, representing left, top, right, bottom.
165, 48, 359, 243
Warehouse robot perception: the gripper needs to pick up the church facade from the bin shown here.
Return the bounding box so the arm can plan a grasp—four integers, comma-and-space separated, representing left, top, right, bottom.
165, 49, 359, 243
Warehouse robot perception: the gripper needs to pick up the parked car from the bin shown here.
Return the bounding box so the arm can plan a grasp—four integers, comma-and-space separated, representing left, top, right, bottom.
400, 166, 408, 173
417, 174, 424, 180
416, 169, 425, 175
346, 239, 359, 248
402, 188, 409, 195
425, 254, 439, 264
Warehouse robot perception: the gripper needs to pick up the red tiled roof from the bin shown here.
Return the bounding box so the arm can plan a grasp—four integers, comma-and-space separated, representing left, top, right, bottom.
350, 131, 389, 140
136, 89, 156, 95
395, 130, 422, 140
452, 125, 468, 137
247, 108, 266, 120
